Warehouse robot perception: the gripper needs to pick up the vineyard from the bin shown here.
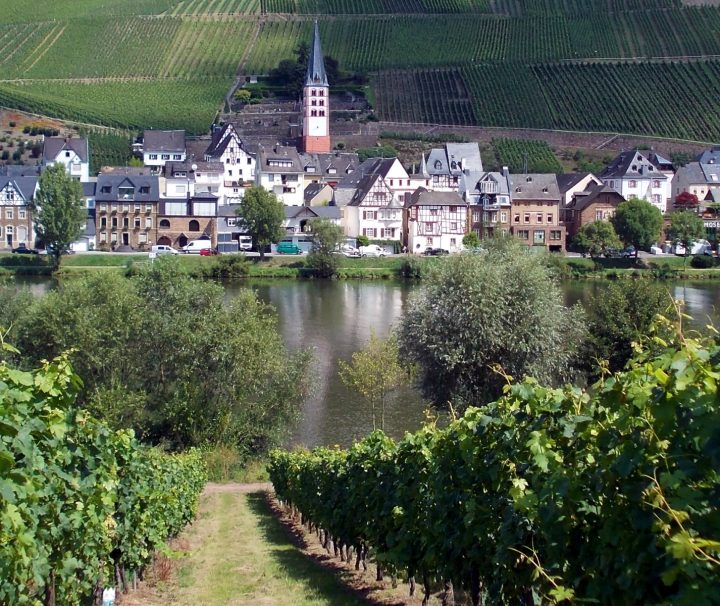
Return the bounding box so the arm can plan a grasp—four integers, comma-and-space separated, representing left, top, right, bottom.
0, 350, 207, 605
492, 138, 562, 173
269, 320, 720, 605
86, 131, 134, 172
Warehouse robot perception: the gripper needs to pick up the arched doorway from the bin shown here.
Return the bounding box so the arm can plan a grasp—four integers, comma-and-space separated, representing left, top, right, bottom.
177, 234, 188, 248
157, 236, 172, 246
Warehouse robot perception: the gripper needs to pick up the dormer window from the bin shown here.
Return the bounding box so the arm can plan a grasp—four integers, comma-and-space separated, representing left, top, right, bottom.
65, 151, 71, 158
526, 176, 532, 182
648, 166, 653, 171
101, 186, 111, 194
434, 160, 442, 169
305, 167, 316, 173
118, 186, 134, 199
542, 187, 548, 193
140, 186, 150, 194
632, 165, 637, 171
515, 187, 522, 192
328, 168, 336, 174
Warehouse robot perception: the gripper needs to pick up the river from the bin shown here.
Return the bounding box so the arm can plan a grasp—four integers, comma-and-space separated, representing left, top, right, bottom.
12, 277, 720, 448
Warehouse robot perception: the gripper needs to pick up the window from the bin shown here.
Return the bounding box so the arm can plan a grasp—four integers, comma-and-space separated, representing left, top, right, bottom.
518, 229, 529, 240
362, 210, 377, 220
145, 204, 153, 213
101, 186, 111, 194
514, 213, 520, 223
595, 210, 603, 221
534, 230, 545, 244
111, 217, 118, 228
537, 213, 543, 223
138, 233, 147, 244
159, 219, 170, 228
362, 228, 377, 237
5, 209, 12, 220
173, 154, 182, 160
547, 214, 553, 224
524, 213, 530, 223
99, 233, 107, 243
140, 186, 150, 194
161, 154, 170, 160
134, 217, 141, 228
500, 212, 507, 223
319, 110, 325, 116
381, 228, 395, 238
472, 211, 480, 222
65, 151, 71, 158
451, 222, 458, 231
189, 219, 200, 231
629, 180, 637, 188
145, 217, 152, 229
100, 217, 107, 229
550, 230, 562, 241
227, 217, 236, 227
652, 194, 661, 205
653, 180, 660, 188
423, 222, 435, 234
123, 217, 129, 228
149, 154, 157, 160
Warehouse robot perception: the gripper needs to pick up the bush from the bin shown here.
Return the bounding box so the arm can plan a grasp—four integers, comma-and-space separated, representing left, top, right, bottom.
691, 254, 715, 268
396, 256, 426, 280
210, 255, 251, 280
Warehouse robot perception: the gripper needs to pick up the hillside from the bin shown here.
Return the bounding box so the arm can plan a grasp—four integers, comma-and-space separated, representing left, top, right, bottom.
0, 0, 719, 140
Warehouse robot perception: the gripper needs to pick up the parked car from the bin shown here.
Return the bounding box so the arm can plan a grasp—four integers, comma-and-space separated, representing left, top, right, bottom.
276, 241, 303, 255
199, 247, 218, 256
620, 246, 636, 258
335, 244, 360, 257
11, 243, 38, 254
359, 244, 387, 258
424, 247, 449, 256
650, 245, 664, 255
151, 244, 180, 255
238, 235, 252, 251
182, 239, 213, 254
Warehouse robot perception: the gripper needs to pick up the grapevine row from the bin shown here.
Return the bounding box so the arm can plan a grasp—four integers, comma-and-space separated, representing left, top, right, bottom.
0, 351, 207, 606
269, 322, 719, 604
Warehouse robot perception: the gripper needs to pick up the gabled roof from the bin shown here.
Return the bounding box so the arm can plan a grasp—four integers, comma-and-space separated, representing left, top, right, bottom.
406, 187, 466, 209
83, 217, 96, 237
700, 162, 720, 184
600, 150, 667, 180
82, 182, 96, 197
205, 123, 251, 159
165, 160, 223, 178
95, 172, 160, 202
305, 21, 328, 87
461, 170, 511, 196
284, 205, 340, 220
0, 164, 40, 177
510, 173, 560, 201
143, 130, 186, 153
43, 137, 88, 163
696, 146, 720, 165
300, 151, 360, 177
346, 173, 402, 208
258, 145, 303, 173
566, 183, 625, 212
0, 176, 38, 201
556, 172, 599, 195
677, 162, 707, 185
424, 143, 482, 176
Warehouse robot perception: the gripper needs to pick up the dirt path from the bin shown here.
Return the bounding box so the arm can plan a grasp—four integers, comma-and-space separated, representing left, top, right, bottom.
118, 483, 440, 606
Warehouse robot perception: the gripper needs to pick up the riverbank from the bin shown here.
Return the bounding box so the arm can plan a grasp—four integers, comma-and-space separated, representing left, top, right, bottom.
3, 252, 720, 281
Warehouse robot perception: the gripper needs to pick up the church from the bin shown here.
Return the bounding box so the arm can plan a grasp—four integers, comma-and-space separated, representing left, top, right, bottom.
302, 21, 331, 154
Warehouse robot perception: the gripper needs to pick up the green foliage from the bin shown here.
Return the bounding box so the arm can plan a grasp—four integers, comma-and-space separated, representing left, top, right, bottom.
85, 130, 133, 174
395, 256, 427, 280
270, 317, 720, 604
612, 198, 663, 253
33, 164, 86, 268
573, 220, 622, 258
461, 231, 481, 249
492, 137, 562, 173
306, 218, 344, 278
9, 261, 311, 455
355, 234, 370, 247
338, 332, 409, 430
356, 144, 396, 163
582, 279, 669, 375
398, 238, 586, 410
691, 254, 715, 269
667, 210, 706, 255
208, 255, 251, 280
237, 186, 285, 261
0, 349, 205, 605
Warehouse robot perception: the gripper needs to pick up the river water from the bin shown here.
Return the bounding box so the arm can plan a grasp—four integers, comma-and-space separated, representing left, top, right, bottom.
13, 277, 720, 448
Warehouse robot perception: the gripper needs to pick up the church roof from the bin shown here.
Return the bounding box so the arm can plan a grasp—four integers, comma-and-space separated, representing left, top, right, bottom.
305, 21, 328, 87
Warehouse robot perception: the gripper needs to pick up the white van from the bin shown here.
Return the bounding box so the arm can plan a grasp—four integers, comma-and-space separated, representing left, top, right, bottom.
151, 244, 179, 255
182, 239, 213, 254
238, 235, 252, 251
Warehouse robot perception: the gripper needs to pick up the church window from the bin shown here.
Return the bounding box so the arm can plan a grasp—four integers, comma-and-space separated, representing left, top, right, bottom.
311, 89, 316, 96
319, 110, 325, 116
311, 110, 317, 117
312, 100, 317, 106
319, 100, 324, 106
161, 154, 170, 160
434, 160, 442, 169
173, 154, 182, 160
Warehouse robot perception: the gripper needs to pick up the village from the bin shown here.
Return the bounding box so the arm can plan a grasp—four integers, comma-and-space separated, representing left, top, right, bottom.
1, 23, 719, 259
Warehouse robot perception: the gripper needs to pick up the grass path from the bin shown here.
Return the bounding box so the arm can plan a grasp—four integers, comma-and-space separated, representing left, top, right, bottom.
121, 485, 375, 606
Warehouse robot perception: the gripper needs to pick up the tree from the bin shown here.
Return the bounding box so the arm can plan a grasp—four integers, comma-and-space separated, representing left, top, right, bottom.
12, 260, 312, 457
398, 238, 586, 411
306, 218, 344, 278
611, 198, 663, 256
667, 210, 706, 258
236, 186, 285, 260
33, 163, 86, 268
338, 332, 409, 430
674, 191, 699, 209
582, 279, 669, 377
573, 220, 622, 258
234, 88, 251, 103
462, 231, 481, 249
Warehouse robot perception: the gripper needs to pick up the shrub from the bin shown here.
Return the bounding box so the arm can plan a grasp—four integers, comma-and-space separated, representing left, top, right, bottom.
211, 255, 251, 280
691, 254, 715, 268
396, 256, 426, 280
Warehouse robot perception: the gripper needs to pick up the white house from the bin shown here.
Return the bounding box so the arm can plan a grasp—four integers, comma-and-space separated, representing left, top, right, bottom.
556, 172, 603, 208
143, 130, 186, 170
0, 176, 38, 249
600, 150, 672, 214
343, 172, 403, 241
412, 142, 483, 192
42, 137, 89, 182
255, 145, 305, 206
205, 123, 255, 204
404, 188, 467, 253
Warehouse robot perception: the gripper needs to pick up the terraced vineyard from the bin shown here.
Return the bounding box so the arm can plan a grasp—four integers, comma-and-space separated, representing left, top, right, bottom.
0, 1, 719, 139
492, 137, 563, 173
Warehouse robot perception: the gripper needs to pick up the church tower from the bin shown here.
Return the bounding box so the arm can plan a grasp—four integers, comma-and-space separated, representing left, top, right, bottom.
302, 21, 330, 153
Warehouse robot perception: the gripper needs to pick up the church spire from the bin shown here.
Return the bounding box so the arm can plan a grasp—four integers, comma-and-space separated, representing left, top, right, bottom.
305, 20, 328, 87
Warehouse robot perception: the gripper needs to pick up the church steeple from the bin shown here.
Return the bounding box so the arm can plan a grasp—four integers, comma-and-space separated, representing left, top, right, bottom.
305, 21, 328, 87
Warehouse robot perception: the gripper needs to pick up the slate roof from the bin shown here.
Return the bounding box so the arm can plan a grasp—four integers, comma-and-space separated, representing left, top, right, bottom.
461, 170, 511, 197
0, 165, 40, 177
701, 162, 720, 184
556, 172, 595, 195
165, 160, 223, 178
258, 145, 303, 173
284, 205, 341, 220
95, 173, 160, 202
83, 217, 96, 237
406, 187, 466, 208
205, 123, 253, 159
218, 204, 241, 218
305, 21, 328, 87
0, 176, 37, 201
677, 162, 707, 185
82, 182, 96, 197
423, 143, 482, 176
600, 150, 667, 180
510, 173, 561, 201
143, 130, 186, 153
696, 147, 720, 164
566, 183, 624, 212
300, 151, 359, 178
43, 137, 88, 163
